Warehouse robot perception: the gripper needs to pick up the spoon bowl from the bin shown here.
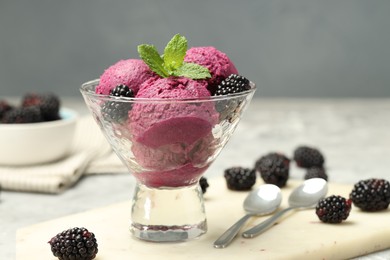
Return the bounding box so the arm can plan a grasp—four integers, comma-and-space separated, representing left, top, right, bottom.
244, 184, 282, 214
242, 178, 328, 238
288, 178, 328, 208
214, 184, 282, 248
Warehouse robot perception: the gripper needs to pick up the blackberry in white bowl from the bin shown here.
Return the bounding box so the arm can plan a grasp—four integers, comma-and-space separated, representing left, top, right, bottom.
0, 94, 78, 166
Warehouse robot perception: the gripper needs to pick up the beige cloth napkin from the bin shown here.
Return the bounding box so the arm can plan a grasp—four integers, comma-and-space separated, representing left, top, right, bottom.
0, 116, 127, 194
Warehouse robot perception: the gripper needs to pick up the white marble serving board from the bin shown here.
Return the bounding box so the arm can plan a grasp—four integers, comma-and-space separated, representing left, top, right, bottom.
16, 178, 390, 259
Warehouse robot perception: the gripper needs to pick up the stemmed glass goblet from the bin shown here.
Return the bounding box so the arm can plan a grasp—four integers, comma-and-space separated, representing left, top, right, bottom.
80, 79, 256, 242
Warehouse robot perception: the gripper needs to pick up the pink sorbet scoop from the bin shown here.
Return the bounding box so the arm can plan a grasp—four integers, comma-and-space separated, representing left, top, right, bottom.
130, 77, 219, 148
95, 59, 157, 95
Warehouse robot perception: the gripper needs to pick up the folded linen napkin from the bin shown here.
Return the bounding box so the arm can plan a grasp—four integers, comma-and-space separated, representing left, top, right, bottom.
0, 116, 127, 194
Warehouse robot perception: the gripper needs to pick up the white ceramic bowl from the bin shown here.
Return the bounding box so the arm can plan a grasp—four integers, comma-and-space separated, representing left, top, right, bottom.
0, 108, 78, 166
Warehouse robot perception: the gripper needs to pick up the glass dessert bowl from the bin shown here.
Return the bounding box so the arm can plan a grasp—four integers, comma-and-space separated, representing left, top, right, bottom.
81, 79, 256, 242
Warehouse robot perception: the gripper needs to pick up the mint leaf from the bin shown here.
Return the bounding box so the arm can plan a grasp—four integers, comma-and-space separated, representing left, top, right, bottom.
163, 34, 187, 71
138, 44, 169, 77
138, 34, 211, 80
173, 62, 211, 79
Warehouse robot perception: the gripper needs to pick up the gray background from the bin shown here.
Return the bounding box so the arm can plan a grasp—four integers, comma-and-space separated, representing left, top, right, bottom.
1, 0, 389, 98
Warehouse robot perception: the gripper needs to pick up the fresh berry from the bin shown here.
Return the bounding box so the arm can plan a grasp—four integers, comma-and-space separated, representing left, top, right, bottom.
349, 178, 390, 211
293, 146, 325, 168
22, 93, 60, 121
199, 176, 209, 194
316, 195, 352, 223
48, 227, 98, 260
255, 153, 290, 187
1, 106, 43, 123
214, 75, 250, 122
0, 100, 13, 120
304, 167, 328, 181
102, 85, 134, 123
214, 74, 250, 96
109, 84, 135, 98
224, 167, 256, 191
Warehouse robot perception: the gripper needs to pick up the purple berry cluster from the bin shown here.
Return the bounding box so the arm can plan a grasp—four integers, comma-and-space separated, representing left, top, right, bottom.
223, 145, 328, 191
293, 146, 328, 181
0, 93, 61, 124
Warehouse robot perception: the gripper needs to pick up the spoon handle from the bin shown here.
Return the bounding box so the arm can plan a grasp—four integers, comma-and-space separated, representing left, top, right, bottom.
213, 214, 253, 248
242, 207, 295, 238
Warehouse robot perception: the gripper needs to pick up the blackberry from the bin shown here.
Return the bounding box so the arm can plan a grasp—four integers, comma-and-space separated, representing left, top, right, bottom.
0, 100, 13, 120
22, 93, 60, 121
349, 178, 390, 211
109, 84, 134, 98
304, 167, 328, 181
199, 176, 209, 194
214, 74, 250, 96
102, 85, 134, 123
48, 227, 98, 260
2, 106, 43, 123
255, 153, 290, 188
214, 74, 250, 122
293, 146, 325, 168
316, 195, 352, 223
224, 167, 256, 191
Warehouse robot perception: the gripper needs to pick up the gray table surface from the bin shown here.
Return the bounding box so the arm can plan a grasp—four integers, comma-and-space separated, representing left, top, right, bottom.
1, 98, 390, 259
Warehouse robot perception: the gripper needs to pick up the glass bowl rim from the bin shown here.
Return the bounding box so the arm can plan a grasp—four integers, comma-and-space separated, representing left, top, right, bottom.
80, 79, 256, 103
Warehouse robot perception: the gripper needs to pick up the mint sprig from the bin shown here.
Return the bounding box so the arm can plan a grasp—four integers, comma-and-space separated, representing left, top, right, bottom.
137, 34, 211, 80
137, 44, 169, 78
